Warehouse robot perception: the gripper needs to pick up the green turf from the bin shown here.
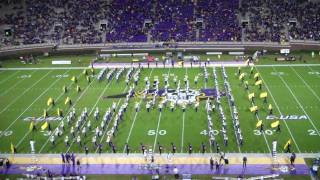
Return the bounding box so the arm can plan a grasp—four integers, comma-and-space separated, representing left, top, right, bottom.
0, 63, 320, 154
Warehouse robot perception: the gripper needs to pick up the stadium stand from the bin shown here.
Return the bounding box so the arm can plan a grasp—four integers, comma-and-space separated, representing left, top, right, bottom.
0, 0, 319, 46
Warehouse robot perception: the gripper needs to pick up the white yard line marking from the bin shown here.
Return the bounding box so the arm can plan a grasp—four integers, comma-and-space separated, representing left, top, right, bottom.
0, 70, 51, 115
255, 67, 301, 153
0, 73, 32, 96
180, 112, 185, 153
0, 71, 19, 84
222, 68, 242, 153
38, 74, 97, 153
123, 69, 154, 153
291, 66, 320, 103
152, 68, 171, 152
153, 113, 162, 152
272, 66, 320, 136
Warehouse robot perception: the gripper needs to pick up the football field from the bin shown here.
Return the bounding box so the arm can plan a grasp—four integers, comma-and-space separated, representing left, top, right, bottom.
0, 64, 320, 154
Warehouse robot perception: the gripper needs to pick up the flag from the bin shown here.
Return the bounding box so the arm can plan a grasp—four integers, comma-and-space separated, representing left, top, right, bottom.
76, 85, 81, 92
71, 76, 76, 82
268, 104, 273, 110
254, 73, 259, 78
256, 120, 263, 128
63, 86, 67, 93
29, 121, 34, 131
283, 139, 291, 150
271, 120, 279, 128
248, 93, 255, 100
57, 108, 61, 117
41, 121, 48, 130
43, 109, 47, 118
259, 92, 268, 98
245, 59, 249, 65
83, 69, 88, 75
239, 73, 245, 80
250, 105, 258, 112
64, 97, 70, 105
10, 143, 14, 154
47, 97, 53, 106
255, 80, 262, 86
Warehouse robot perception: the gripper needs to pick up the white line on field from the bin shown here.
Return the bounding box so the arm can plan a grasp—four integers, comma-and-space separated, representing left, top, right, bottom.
14, 70, 71, 145
255, 67, 301, 153
180, 112, 185, 153
223, 69, 242, 153
272, 66, 320, 136
38, 74, 97, 153
123, 69, 154, 153
0, 70, 50, 115
0, 71, 19, 85
152, 68, 171, 152
290, 66, 320, 103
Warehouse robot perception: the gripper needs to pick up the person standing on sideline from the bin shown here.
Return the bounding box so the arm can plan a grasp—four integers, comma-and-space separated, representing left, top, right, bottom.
243, 156, 247, 168
210, 157, 214, 170
290, 152, 296, 167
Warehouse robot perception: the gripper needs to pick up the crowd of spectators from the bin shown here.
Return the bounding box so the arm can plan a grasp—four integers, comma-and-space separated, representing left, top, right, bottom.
241, 0, 320, 42
0, 0, 319, 46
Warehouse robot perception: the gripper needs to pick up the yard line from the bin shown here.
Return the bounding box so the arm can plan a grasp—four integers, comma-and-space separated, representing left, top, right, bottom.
255, 67, 301, 153
152, 68, 171, 152
222, 68, 242, 153
38, 74, 97, 153
180, 112, 185, 153
153, 113, 163, 152
15, 70, 71, 146
0, 70, 51, 115
291, 67, 320, 103
272, 66, 320, 136
123, 69, 154, 153
66, 75, 117, 153
0, 70, 19, 85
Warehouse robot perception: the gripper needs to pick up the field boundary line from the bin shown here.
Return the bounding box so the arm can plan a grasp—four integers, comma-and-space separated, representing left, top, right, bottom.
290, 66, 320, 102
123, 69, 154, 153
0, 71, 20, 85
272, 66, 320, 136
38, 74, 97, 153
0, 70, 50, 115
255, 67, 301, 153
